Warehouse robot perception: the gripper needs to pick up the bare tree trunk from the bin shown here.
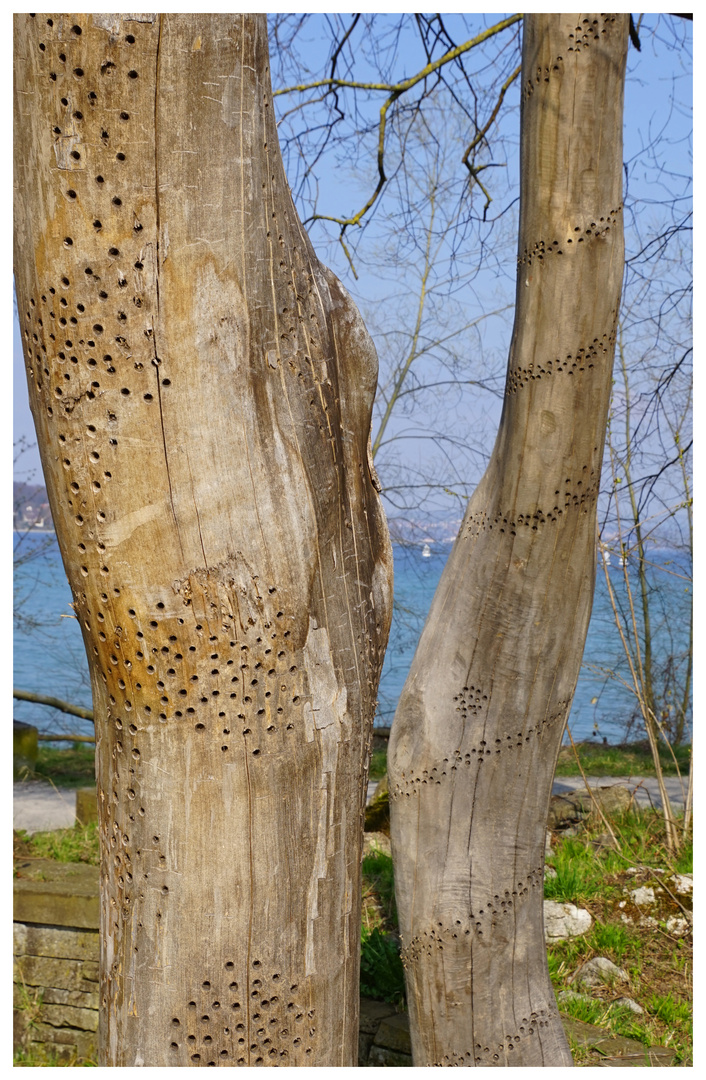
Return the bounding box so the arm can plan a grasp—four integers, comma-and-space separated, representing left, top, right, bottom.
389, 13, 628, 1067
14, 13, 392, 1067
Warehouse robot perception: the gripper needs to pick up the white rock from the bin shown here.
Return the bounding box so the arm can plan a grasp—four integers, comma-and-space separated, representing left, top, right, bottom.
665, 916, 690, 938
572, 956, 628, 987
671, 873, 693, 895
629, 885, 656, 906
544, 865, 557, 879
618, 900, 626, 909
638, 915, 658, 929
613, 996, 644, 1015
544, 900, 592, 941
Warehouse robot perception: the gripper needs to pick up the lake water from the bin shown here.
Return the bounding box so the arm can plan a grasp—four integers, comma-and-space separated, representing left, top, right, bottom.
13, 535, 691, 745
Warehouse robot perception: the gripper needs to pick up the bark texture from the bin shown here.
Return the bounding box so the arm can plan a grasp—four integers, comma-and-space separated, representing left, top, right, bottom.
14, 13, 392, 1067
388, 13, 628, 1067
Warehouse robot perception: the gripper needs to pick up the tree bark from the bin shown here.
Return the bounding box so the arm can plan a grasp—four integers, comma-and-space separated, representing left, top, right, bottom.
389, 13, 628, 1067
14, 13, 392, 1067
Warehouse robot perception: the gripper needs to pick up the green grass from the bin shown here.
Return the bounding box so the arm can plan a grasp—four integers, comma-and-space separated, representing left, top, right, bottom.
587, 921, 640, 964
554, 739, 690, 778
646, 991, 692, 1029
362, 845, 397, 927
31, 742, 96, 788
544, 841, 603, 903
14, 820, 99, 865
545, 807, 693, 1065
13, 1049, 96, 1067
369, 747, 388, 781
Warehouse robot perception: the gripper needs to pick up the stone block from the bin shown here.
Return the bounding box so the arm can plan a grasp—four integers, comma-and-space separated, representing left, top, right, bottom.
36, 984, 99, 1011
75, 786, 98, 826
13, 720, 38, 778
14, 922, 99, 962
373, 1012, 412, 1056
359, 996, 398, 1034
364, 775, 390, 834
544, 900, 592, 941
561, 1016, 676, 1065
548, 785, 632, 830
23, 1021, 97, 1063
38, 1002, 99, 1032
14, 953, 99, 993
358, 1031, 375, 1065
368, 1044, 413, 1067
572, 956, 629, 987
13, 859, 99, 929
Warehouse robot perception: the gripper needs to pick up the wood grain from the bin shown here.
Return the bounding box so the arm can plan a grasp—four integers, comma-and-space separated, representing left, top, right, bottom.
389, 13, 628, 1067
14, 13, 392, 1066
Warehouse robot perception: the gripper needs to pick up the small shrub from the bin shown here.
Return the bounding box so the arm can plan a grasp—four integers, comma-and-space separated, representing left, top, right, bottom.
360, 926, 405, 1006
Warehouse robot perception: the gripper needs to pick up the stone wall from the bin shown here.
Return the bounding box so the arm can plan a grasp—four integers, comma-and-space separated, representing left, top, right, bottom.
13, 860, 100, 1065
13, 857, 411, 1066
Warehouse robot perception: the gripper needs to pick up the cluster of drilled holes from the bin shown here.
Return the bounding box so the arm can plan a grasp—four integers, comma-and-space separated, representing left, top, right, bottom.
568, 15, 617, 52
170, 965, 304, 1064
453, 684, 486, 719
518, 211, 622, 266
87, 601, 302, 744
523, 55, 564, 98
26, 276, 158, 420
505, 336, 613, 393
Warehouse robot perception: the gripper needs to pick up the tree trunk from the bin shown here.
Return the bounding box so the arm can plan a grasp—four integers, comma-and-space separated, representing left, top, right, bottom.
389, 13, 628, 1067
14, 13, 392, 1067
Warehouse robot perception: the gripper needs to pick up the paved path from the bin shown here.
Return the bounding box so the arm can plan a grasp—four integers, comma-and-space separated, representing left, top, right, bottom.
551, 774, 688, 811
15, 774, 687, 835
13, 779, 77, 834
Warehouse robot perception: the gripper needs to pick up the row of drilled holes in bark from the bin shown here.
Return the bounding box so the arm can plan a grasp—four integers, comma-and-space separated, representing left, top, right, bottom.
430, 1009, 558, 1066
505, 336, 614, 393
517, 211, 622, 265
390, 707, 568, 799
401, 870, 545, 964
462, 486, 599, 540
523, 15, 621, 100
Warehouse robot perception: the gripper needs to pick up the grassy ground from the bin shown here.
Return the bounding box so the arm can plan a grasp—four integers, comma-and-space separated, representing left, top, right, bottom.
15, 741, 692, 1066
13, 820, 99, 866
544, 809, 692, 1065
30, 742, 96, 787
361, 808, 692, 1065
554, 739, 690, 778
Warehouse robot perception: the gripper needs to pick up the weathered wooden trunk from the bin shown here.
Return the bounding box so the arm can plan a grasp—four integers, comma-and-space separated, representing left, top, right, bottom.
388, 13, 628, 1067
14, 13, 392, 1066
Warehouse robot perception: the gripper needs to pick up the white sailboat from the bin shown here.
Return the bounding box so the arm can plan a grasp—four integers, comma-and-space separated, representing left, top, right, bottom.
422, 543, 432, 558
